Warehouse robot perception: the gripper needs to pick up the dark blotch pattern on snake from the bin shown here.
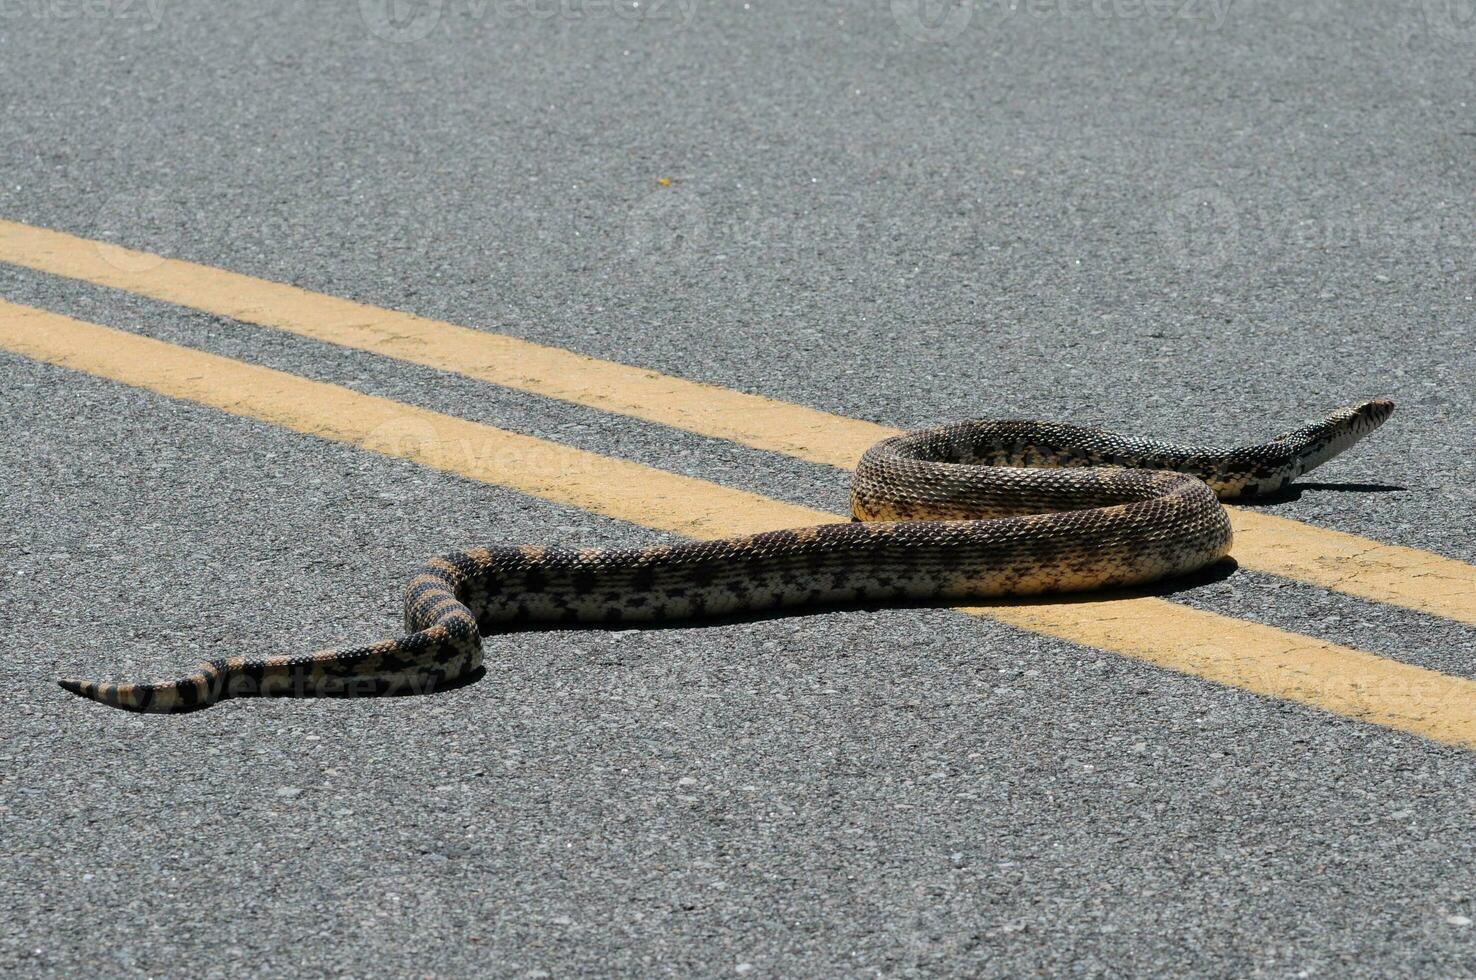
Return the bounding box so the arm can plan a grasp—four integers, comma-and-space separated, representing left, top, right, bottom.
58, 400, 1394, 713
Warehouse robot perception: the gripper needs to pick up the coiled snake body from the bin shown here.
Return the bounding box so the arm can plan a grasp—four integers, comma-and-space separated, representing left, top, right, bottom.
59, 400, 1394, 713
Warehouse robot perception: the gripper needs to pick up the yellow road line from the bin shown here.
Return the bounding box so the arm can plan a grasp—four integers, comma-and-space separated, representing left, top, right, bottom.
0, 219, 889, 468
1225, 511, 1476, 625
979, 598, 1476, 749
4, 299, 1475, 749
1, 218, 1473, 627
0, 301, 817, 540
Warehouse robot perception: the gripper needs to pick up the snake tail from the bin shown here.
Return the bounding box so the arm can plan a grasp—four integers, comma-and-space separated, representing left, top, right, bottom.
58, 555, 483, 713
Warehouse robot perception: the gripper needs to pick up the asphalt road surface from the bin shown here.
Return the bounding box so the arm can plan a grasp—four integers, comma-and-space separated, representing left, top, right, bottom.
3, 1, 1475, 976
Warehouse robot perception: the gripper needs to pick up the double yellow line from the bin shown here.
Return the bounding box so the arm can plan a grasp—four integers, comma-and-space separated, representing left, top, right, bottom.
4, 219, 1474, 746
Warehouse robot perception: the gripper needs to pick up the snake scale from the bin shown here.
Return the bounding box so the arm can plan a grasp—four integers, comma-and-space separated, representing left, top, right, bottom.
59, 399, 1394, 713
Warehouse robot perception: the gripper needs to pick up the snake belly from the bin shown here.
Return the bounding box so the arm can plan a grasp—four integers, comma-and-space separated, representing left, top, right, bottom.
58, 399, 1393, 713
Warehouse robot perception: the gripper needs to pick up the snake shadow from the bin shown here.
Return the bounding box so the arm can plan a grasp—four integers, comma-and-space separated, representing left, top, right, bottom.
1232, 480, 1406, 505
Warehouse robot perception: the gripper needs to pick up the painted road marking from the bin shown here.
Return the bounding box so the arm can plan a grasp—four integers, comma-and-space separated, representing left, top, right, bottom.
0, 220, 888, 467
0, 219, 1471, 627
4, 299, 1474, 749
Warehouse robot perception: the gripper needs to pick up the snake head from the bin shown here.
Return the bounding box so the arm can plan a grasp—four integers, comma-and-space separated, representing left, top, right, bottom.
1354, 398, 1396, 431
1272, 399, 1394, 444
1270, 399, 1395, 481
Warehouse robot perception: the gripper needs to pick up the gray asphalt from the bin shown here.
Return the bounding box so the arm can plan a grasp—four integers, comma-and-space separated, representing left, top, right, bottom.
3, 1, 1475, 976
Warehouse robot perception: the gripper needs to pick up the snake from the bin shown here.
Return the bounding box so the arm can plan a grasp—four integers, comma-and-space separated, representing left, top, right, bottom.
58, 399, 1394, 713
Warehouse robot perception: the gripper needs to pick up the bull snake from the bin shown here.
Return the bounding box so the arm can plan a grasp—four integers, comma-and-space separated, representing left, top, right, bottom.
59, 399, 1394, 713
